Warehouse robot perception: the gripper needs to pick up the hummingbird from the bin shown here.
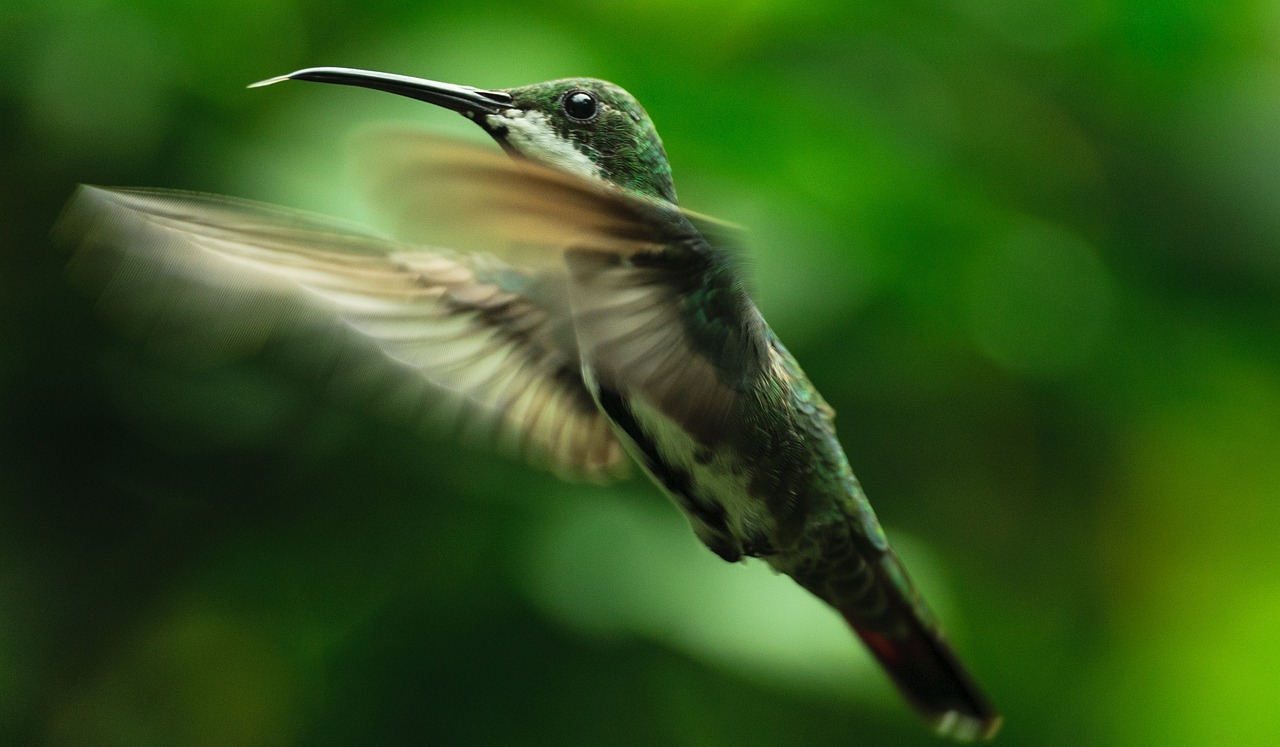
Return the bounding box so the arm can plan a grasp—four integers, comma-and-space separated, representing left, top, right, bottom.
60, 67, 1001, 740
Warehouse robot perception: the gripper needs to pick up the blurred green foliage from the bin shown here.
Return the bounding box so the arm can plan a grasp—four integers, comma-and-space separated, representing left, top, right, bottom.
3, 1, 1279, 745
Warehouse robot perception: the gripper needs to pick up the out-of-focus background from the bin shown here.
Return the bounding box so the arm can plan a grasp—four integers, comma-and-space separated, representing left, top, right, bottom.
3, 2, 1278, 745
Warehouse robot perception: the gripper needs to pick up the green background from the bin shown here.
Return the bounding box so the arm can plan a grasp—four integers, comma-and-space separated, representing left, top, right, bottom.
3, 1, 1279, 745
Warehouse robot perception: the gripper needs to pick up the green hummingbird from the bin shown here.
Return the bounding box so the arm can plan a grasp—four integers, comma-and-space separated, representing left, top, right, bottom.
60, 67, 1000, 740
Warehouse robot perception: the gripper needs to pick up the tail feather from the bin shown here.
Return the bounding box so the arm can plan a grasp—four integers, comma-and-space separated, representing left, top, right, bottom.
789, 507, 1002, 739
832, 547, 1001, 740
851, 614, 1001, 741
785, 516, 1000, 739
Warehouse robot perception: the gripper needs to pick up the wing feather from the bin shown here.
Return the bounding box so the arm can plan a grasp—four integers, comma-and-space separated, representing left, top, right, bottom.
58, 185, 626, 481
62, 131, 766, 475
357, 132, 768, 446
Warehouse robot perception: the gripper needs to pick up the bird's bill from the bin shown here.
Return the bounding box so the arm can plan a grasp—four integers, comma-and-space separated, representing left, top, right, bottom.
250, 66, 512, 117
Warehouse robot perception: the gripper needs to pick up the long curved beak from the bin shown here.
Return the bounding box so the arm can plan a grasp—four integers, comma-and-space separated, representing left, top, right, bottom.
250, 66, 512, 117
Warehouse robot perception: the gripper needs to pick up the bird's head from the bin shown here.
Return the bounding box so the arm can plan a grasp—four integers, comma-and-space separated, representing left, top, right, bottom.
253, 67, 677, 204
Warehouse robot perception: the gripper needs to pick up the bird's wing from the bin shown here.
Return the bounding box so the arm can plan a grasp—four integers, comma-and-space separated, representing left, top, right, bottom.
58, 185, 627, 482
359, 131, 768, 445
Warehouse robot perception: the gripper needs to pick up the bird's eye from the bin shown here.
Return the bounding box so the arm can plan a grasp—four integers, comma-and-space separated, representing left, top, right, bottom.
561, 90, 599, 122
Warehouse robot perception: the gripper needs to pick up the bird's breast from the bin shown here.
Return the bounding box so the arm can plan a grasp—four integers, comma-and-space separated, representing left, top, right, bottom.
583, 365, 778, 562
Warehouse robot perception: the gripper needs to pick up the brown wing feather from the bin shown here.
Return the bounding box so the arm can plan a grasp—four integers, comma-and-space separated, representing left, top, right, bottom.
355, 132, 766, 446
355, 129, 668, 262
58, 185, 626, 482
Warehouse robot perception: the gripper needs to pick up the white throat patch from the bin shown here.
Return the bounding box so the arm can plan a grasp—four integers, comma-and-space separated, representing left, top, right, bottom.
485, 110, 602, 182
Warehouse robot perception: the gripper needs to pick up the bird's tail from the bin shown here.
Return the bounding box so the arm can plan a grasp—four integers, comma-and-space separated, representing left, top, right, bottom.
838, 553, 1001, 741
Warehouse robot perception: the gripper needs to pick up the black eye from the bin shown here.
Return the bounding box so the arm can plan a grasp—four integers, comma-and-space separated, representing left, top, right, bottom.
561, 90, 598, 122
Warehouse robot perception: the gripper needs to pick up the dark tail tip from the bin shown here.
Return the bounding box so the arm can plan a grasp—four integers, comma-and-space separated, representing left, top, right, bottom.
854, 625, 1001, 741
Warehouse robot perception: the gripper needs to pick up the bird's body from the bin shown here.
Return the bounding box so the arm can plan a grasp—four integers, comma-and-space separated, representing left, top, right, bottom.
60, 67, 1000, 739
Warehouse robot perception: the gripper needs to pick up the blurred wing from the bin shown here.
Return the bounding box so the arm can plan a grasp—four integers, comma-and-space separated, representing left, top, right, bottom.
357, 132, 768, 445
355, 129, 671, 262
57, 185, 627, 482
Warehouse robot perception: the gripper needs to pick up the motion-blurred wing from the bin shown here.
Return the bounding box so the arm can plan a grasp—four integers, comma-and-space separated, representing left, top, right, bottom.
356, 129, 670, 260
58, 186, 627, 481
357, 132, 767, 445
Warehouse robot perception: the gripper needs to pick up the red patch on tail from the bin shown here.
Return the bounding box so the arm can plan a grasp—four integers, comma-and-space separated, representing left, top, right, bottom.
857, 628, 900, 666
